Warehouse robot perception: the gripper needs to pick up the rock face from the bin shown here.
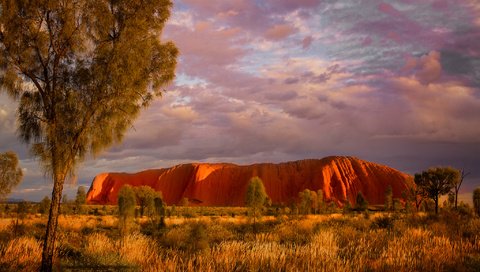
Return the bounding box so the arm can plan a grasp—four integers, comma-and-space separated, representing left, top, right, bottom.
86, 156, 412, 206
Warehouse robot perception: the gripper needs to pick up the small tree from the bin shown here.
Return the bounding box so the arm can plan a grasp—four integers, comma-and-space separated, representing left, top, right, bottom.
0, 1, 178, 269
245, 177, 267, 232
343, 200, 352, 214
453, 169, 469, 209
447, 192, 455, 209
384, 185, 393, 211
75, 186, 87, 214
180, 197, 189, 207
299, 189, 312, 215
39, 196, 51, 215
310, 191, 318, 214
317, 190, 324, 214
154, 193, 166, 227
0, 151, 23, 200
414, 167, 459, 215
473, 187, 480, 217
355, 191, 368, 211
118, 185, 136, 236
134, 186, 157, 217
404, 182, 424, 212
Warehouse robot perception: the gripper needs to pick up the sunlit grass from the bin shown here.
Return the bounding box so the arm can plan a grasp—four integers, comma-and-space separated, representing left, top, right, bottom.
0, 210, 479, 271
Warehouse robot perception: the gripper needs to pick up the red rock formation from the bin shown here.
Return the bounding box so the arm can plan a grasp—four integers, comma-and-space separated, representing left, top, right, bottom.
86, 156, 413, 206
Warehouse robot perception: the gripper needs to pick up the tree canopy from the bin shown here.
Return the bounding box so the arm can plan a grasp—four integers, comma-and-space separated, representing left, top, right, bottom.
0, 151, 23, 200
246, 176, 268, 231
0, 0, 177, 269
414, 167, 459, 214
473, 187, 480, 217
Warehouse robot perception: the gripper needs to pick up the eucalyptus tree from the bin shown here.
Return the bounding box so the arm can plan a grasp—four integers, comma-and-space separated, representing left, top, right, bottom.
246, 176, 267, 232
0, 0, 177, 270
473, 187, 480, 217
414, 167, 460, 215
0, 151, 23, 199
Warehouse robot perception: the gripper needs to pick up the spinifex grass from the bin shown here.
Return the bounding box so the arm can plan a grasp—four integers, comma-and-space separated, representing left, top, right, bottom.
0, 211, 479, 271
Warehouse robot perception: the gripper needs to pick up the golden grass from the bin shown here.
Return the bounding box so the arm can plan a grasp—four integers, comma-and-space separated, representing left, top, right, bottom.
0, 212, 479, 271
0, 237, 41, 271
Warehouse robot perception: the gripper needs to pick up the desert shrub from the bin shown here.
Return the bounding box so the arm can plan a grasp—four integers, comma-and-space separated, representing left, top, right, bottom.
372, 215, 395, 230
207, 223, 235, 244
274, 219, 315, 245
457, 202, 475, 218
355, 192, 368, 211
474, 187, 480, 216
118, 185, 136, 236
162, 225, 190, 250
187, 222, 209, 252
119, 233, 157, 265
459, 218, 480, 239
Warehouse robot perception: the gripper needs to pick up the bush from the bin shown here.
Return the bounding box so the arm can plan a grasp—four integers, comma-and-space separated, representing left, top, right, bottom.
274, 219, 315, 245
372, 215, 395, 230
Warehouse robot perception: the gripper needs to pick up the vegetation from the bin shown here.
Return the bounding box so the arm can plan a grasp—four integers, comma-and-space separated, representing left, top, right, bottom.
414, 167, 460, 214
118, 186, 137, 237
454, 169, 469, 209
0, 0, 178, 269
133, 186, 159, 217
384, 185, 393, 211
474, 188, 480, 217
0, 204, 479, 271
74, 186, 87, 214
355, 192, 368, 211
39, 197, 51, 215
0, 151, 23, 200
246, 177, 268, 232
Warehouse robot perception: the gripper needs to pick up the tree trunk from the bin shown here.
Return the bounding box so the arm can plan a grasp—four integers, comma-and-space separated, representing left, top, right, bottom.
40, 175, 64, 272
454, 188, 459, 210
434, 195, 439, 215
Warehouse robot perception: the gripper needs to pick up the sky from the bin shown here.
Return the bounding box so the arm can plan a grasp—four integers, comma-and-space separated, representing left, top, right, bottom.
1, 0, 480, 201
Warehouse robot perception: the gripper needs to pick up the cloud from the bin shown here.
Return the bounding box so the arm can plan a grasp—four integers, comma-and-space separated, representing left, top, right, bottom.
2, 0, 480, 201
415, 51, 442, 84
264, 24, 297, 40
302, 36, 313, 49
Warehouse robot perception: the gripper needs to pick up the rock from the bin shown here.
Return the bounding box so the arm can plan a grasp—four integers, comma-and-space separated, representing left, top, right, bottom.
86, 156, 412, 206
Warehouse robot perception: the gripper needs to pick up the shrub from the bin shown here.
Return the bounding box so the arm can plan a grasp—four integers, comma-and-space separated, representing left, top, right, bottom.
372, 215, 395, 230
355, 192, 368, 211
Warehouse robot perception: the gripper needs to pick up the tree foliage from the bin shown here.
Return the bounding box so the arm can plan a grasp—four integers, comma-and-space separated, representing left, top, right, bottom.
133, 186, 158, 217
0, 0, 177, 269
473, 187, 480, 217
384, 185, 393, 211
246, 177, 268, 230
74, 186, 87, 214
154, 192, 166, 227
118, 185, 136, 236
414, 167, 459, 215
39, 196, 51, 215
355, 191, 368, 211
299, 189, 312, 215
298, 189, 323, 215
0, 151, 23, 199
403, 177, 424, 212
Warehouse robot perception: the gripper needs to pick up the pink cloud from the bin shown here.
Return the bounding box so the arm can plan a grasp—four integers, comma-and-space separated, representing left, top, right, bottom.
378, 2, 402, 17
265, 24, 297, 40
302, 36, 313, 49
416, 51, 442, 85
164, 22, 247, 78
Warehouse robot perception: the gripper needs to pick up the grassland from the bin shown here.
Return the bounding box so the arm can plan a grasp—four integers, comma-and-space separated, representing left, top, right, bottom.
0, 205, 479, 271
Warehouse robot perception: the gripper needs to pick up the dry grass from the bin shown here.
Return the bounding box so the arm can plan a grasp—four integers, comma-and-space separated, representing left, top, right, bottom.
0, 211, 479, 271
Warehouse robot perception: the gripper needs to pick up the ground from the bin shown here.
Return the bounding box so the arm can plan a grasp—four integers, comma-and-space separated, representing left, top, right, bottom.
0, 205, 479, 271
